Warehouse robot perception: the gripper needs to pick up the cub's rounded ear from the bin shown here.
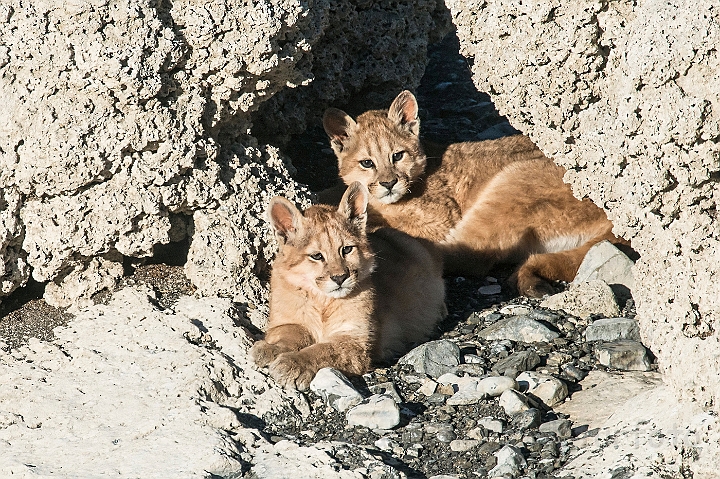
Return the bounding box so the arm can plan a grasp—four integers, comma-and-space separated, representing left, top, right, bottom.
323, 108, 357, 154
339, 181, 368, 232
267, 197, 303, 244
388, 90, 419, 136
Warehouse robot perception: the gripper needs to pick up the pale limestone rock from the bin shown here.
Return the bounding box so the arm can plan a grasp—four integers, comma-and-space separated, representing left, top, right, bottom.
346, 394, 400, 430
499, 389, 530, 416
309, 368, 363, 413
516, 371, 569, 407
541, 280, 620, 319
448, 2, 720, 472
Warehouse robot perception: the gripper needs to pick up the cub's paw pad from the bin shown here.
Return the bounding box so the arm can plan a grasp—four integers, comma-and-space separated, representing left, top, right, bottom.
268, 353, 316, 391
249, 340, 283, 367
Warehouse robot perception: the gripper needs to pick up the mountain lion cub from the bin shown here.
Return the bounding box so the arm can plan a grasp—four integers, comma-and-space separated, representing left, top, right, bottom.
250, 182, 446, 390
323, 91, 627, 297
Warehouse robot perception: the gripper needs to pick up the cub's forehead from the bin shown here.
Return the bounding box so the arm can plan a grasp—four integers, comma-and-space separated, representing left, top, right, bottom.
299, 207, 359, 249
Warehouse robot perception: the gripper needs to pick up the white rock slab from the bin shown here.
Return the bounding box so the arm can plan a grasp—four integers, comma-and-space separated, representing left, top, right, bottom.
310, 368, 363, 412
0, 286, 293, 477
346, 394, 400, 430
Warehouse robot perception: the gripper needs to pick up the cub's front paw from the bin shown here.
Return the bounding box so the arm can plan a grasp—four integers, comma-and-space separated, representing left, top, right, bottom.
268, 352, 317, 391
249, 340, 284, 367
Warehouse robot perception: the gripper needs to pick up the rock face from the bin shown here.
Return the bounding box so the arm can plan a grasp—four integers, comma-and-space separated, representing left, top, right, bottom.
0, 0, 450, 320
0, 286, 304, 476
448, 0, 720, 431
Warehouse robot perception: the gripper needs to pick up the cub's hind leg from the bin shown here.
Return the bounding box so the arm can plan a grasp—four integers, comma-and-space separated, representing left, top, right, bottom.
511, 231, 627, 298
249, 324, 314, 367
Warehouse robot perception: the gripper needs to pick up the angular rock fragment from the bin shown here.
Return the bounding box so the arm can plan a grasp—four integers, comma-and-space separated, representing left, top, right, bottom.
516, 371, 569, 407
450, 439, 480, 451
492, 349, 541, 376
572, 240, 634, 291
398, 340, 460, 378
541, 280, 621, 319
309, 368, 363, 412
477, 316, 559, 343
499, 389, 530, 416
346, 394, 400, 430
585, 318, 641, 342
595, 340, 652, 371
538, 419, 573, 439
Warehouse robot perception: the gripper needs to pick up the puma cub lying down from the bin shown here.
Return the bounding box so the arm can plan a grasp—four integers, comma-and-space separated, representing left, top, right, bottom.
250, 182, 446, 390
323, 91, 628, 297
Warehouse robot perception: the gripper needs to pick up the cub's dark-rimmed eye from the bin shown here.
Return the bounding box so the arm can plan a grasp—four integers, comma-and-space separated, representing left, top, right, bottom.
392, 151, 405, 162
309, 252, 324, 261
359, 159, 375, 169
341, 245, 354, 256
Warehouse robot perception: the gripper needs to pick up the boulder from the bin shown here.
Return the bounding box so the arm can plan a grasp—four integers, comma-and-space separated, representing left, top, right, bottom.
447, 4, 720, 465
0, 0, 450, 318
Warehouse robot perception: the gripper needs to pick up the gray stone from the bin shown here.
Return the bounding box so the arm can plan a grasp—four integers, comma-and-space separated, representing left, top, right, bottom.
478, 417, 504, 434
516, 371, 569, 407
561, 363, 587, 381
346, 394, 400, 430
489, 445, 527, 478
478, 284, 502, 295
539, 419, 573, 439
477, 316, 559, 343
585, 318, 641, 342
541, 280, 621, 319
573, 241, 634, 291
595, 340, 652, 371
499, 389, 530, 416
309, 368, 363, 412
512, 408, 543, 430
450, 439, 480, 452
368, 382, 403, 404
492, 350, 541, 376
398, 340, 460, 378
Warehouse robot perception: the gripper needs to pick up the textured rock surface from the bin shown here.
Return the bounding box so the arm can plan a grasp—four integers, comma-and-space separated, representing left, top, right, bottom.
0, 286, 303, 476
557, 372, 720, 479
447, 0, 720, 416
585, 317, 641, 342
572, 240, 635, 291
0, 0, 448, 319
540, 280, 620, 319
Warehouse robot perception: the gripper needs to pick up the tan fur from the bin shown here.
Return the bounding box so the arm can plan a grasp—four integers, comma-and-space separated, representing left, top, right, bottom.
250, 182, 446, 390
323, 91, 628, 297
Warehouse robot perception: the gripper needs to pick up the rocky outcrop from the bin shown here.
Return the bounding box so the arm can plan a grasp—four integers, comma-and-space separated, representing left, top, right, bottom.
447, 0, 720, 405
0, 0, 449, 319
447, 0, 720, 474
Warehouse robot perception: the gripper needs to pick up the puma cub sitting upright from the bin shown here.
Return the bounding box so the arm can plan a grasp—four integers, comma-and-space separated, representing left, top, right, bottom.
250, 182, 446, 390
323, 91, 627, 297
